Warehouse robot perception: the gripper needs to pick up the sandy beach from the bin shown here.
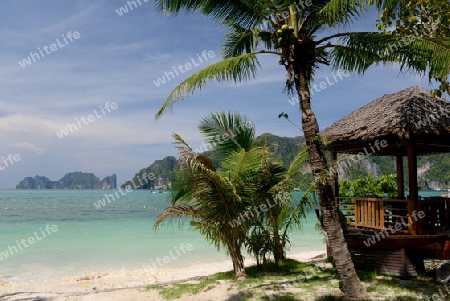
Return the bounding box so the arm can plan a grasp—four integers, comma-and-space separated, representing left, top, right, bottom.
0, 251, 326, 301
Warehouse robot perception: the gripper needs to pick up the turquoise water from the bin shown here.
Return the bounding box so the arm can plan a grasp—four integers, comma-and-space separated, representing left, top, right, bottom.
0, 190, 325, 283
416, 190, 449, 198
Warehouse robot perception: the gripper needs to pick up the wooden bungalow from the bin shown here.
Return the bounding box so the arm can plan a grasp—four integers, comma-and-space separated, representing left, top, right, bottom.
321, 86, 450, 277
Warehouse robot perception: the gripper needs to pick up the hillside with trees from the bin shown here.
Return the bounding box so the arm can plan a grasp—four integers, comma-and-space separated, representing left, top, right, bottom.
121, 156, 177, 190
122, 134, 450, 190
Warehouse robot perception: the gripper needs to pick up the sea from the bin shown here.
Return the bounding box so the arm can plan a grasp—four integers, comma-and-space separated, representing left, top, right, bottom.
0, 190, 327, 284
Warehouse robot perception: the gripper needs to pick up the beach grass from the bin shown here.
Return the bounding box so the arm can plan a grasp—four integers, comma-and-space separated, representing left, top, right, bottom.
146, 258, 448, 300
146, 271, 234, 299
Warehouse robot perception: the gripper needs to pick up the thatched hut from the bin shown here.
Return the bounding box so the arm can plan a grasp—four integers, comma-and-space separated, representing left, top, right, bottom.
322, 86, 450, 277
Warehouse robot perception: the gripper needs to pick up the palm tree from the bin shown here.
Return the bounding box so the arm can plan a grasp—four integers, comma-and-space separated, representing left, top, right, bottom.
242, 157, 314, 267
153, 1, 450, 298
154, 133, 267, 279
199, 111, 313, 268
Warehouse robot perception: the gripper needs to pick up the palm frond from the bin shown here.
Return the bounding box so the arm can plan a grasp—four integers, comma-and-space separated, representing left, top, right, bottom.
405, 37, 450, 79
172, 132, 192, 151
174, 136, 245, 220
331, 32, 450, 79
268, 146, 310, 192
330, 32, 399, 73
282, 182, 315, 233
220, 148, 267, 183
155, 54, 260, 119
199, 111, 255, 158
286, 146, 310, 179
154, 0, 267, 28
222, 24, 256, 59
317, 0, 364, 26
153, 204, 203, 230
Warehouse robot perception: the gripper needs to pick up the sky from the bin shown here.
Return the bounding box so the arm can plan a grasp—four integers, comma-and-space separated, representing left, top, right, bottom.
0, 0, 439, 189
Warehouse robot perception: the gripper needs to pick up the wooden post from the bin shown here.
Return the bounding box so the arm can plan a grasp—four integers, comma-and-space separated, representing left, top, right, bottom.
379, 199, 385, 229
355, 198, 360, 227
406, 136, 418, 235
396, 155, 404, 199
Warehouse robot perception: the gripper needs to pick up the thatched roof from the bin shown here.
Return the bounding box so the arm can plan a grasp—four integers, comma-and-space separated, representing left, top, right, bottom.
322, 86, 450, 142
321, 86, 450, 156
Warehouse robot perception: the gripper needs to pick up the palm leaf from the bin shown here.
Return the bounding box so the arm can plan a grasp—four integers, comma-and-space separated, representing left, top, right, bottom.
199, 111, 255, 158
222, 24, 256, 59
172, 132, 192, 151
331, 32, 450, 78
154, 0, 268, 28
153, 204, 203, 230
173, 134, 245, 221
220, 148, 267, 183
330, 32, 398, 73
281, 182, 315, 234
155, 54, 260, 119
405, 37, 450, 79
286, 146, 310, 179
317, 0, 364, 26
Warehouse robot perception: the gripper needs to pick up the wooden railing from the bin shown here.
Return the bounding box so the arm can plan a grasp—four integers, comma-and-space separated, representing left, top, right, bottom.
336, 197, 410, 234
337, 196, 450, 235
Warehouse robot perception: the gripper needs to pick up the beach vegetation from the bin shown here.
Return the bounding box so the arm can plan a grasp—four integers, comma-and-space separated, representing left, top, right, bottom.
153, 133, 254, 279
339, 174, 397, 198
196, 112, 314, 268
154, 111, 314, 278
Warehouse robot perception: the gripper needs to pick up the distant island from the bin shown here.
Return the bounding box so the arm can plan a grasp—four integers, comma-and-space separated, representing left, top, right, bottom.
16, 172, 117, 189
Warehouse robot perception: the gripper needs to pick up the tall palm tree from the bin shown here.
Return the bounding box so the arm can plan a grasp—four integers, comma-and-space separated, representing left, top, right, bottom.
153, 0, 450, 298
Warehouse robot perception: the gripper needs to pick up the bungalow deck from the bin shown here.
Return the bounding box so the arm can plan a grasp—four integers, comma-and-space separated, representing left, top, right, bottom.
337, 197, 450, 276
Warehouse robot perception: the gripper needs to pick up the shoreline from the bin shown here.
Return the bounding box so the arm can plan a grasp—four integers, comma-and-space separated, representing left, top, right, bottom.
0, 250, 326, 301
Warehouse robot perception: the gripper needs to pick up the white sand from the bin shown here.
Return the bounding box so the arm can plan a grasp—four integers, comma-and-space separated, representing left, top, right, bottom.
0, 251, 326, 301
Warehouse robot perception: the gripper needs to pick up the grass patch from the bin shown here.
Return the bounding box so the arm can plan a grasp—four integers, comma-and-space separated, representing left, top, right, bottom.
146, 271, 233, 300
146, 259, 447, 300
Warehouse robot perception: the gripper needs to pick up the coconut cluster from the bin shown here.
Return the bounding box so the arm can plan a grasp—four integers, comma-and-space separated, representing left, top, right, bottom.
274, 24, 296, 47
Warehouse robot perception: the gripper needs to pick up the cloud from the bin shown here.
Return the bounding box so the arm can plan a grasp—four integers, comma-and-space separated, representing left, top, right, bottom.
11, 142, 45, 154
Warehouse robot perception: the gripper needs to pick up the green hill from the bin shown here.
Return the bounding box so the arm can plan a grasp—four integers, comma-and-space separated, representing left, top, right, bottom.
121, 156, 177, 190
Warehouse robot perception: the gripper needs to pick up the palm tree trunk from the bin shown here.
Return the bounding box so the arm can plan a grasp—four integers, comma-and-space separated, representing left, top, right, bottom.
295, 67, 369, 299
273, 229, 286, 266
229, 241, 247, 280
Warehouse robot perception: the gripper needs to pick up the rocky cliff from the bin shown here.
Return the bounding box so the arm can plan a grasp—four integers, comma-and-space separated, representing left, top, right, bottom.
121, 156, 177, 190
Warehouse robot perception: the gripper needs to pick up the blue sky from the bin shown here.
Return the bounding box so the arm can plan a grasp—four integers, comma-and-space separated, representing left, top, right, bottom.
0, 0, 437, 189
